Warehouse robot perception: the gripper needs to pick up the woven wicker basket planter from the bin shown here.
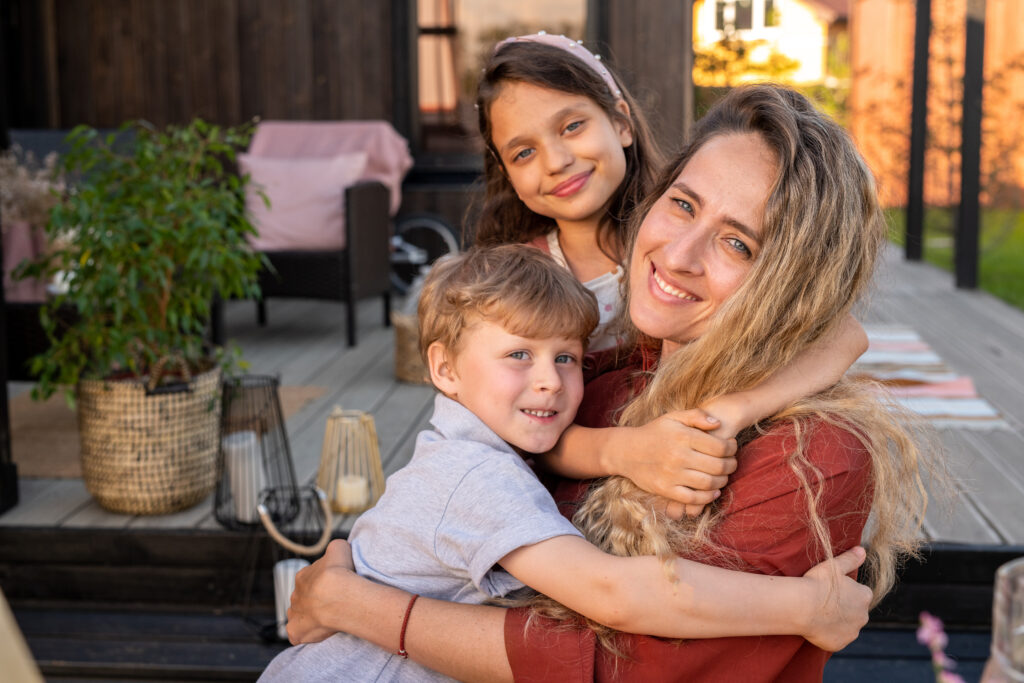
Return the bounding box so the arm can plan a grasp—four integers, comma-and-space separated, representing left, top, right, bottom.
77, 366, 223, 515
391, 312, 429, 384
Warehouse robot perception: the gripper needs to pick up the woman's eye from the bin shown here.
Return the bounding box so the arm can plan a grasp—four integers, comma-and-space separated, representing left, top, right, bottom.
508, 350, 529, 360
672, 197, 695, 216
726, 238, 753, 258
555, 353, 577, 364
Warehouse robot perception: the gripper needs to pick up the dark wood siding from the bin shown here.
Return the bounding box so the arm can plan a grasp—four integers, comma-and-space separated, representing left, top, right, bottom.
4, 0, 393, 128
604, 1, 694, 153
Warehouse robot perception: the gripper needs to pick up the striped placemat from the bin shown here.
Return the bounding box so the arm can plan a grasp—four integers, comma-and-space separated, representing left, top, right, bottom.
853, 326, 1009, 430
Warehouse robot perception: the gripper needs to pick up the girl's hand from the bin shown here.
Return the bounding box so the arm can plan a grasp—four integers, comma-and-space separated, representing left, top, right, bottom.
286, 539, 357, 644
607, 410, 738, 517
800, 546, 873, 651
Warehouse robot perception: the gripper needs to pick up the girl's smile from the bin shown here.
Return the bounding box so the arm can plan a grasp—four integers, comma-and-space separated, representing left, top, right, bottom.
488, 81, 633, 232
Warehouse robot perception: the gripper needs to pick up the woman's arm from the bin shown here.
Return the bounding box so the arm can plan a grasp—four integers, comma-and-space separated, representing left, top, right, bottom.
287, 540, 513, 683
288, 539, 871, 675
499, 535, 871, 646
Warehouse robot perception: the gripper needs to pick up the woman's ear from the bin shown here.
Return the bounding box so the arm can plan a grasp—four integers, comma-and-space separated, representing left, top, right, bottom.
614, 99, 635, 149
427, 341, 459, 398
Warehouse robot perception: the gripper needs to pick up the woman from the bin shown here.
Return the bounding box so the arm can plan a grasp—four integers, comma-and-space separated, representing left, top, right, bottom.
285, 84, 932, 681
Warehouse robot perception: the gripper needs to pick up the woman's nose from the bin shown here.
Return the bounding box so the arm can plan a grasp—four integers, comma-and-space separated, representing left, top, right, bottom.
662, 228, 707, 275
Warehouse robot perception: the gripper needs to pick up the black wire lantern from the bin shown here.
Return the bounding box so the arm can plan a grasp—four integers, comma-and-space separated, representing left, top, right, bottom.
214, 375, 300, 530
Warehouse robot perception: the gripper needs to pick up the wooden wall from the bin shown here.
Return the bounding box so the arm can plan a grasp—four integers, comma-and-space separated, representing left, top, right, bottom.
603, 1, 695, 156
4, 0, 395, 129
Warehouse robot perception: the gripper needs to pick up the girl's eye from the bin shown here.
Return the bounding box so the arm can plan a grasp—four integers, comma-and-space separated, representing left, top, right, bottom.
508, 350, 529, 360
512, 148, 534, 162
672, 197, 695, 216
555, 353, 577, 364
564, 120, 584, 134
726, 237, 753, 258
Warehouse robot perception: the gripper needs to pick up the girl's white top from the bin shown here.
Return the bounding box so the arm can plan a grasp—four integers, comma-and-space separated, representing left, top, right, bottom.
546, 230, 624, 352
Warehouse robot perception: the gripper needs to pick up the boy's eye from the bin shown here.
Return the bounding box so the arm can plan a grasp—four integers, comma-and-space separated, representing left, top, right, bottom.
508, 350, 529, 360
555, 353, 577, 364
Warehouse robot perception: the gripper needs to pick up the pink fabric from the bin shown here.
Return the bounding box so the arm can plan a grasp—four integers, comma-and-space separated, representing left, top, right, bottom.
239, 152, 368, 251
881, 376, 978, 398
247, 121, 412, 215
3, 220, 48, 302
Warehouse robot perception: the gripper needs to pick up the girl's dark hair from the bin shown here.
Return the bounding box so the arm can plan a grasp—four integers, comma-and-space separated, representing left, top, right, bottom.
472, 41, 664, 265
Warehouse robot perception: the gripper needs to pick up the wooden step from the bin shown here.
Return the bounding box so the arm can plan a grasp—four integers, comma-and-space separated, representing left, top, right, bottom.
14, 604, 287, 681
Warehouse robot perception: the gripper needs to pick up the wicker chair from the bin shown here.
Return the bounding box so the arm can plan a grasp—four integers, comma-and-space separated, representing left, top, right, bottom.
232, 121, 413, 347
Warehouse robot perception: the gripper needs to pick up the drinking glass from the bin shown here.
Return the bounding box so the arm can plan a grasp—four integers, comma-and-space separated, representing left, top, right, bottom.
989, 556, 1024, 682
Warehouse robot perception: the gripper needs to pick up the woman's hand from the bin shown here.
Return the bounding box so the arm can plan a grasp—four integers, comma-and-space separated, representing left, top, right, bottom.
799, 546, 873, 651
286, 539, 357, 645
605, 410, 738, 518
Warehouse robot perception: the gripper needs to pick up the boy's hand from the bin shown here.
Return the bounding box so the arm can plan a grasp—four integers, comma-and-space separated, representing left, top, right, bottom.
800, 546, 872, 651
609, 410, 737, 518
287, 539, 357, 644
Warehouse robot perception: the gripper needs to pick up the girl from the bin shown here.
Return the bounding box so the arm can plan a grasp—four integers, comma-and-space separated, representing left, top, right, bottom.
473, 32, 662, 351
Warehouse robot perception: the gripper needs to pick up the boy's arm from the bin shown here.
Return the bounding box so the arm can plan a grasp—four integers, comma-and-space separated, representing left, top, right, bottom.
702, 314, 868, 438
499, 535, 871, 649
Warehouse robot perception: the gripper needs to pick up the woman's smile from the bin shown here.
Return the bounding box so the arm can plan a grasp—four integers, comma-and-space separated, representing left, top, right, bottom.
629, 132, 775, 355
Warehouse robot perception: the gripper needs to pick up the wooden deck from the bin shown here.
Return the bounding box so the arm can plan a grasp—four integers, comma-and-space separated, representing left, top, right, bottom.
2, 244, 1023, 545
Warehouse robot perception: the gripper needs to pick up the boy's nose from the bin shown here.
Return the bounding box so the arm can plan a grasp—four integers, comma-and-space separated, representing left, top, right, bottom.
533, 362, 563, 392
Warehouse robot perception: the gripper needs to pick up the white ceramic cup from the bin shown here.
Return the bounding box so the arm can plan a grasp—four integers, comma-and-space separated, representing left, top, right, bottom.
273, 558, 310, 641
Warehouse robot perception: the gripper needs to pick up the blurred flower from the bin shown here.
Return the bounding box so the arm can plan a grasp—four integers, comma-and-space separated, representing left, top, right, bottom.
918, 612, 963, 682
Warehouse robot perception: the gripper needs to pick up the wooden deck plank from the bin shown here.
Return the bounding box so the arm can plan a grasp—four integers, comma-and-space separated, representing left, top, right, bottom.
0, 479, 93, 527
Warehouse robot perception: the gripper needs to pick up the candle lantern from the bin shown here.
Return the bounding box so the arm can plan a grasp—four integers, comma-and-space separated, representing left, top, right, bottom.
316, 407, 386, 515
214, 375, 300, 530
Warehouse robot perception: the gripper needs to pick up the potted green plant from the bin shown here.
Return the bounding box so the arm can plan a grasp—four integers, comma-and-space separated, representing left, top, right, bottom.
16, 119, 264, 515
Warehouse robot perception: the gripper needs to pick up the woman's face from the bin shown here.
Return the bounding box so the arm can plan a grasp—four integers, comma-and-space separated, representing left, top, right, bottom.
629, 132, 777, 356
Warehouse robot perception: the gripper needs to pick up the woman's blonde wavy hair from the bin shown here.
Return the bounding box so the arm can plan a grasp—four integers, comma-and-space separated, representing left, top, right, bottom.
530, 84, 941, 653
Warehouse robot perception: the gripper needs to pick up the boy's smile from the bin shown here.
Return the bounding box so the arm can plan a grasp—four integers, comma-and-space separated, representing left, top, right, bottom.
431, 320, 585, 454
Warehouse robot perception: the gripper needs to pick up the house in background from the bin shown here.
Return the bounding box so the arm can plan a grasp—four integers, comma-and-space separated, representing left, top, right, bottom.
691, 0, 849, 86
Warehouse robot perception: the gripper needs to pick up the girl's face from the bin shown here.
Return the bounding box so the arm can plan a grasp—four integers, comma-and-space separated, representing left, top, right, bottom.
629, 132, 777, 356
488, 81, 633, 232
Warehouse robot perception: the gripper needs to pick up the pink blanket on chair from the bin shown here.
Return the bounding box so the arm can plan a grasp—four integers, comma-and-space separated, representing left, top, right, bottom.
247, 121, 412, 216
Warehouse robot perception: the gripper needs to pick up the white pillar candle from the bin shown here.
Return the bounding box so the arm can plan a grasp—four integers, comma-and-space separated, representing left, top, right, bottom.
223, 430, 266, 523
335, 474, 370, 512
273, 558, 310, 641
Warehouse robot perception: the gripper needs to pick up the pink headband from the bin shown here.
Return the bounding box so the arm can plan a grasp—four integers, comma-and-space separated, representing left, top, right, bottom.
493, 31, 623, 99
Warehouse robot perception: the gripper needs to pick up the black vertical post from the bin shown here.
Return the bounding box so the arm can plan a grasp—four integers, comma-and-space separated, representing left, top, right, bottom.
0, 2, 18, 514
955, 0, 984, 289
906, 0, 931, 261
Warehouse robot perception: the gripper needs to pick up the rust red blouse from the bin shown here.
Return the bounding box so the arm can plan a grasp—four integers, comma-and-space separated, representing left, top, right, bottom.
505, 350, 873, 682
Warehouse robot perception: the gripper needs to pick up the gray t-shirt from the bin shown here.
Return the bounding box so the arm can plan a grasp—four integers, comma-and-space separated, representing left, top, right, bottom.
259, 395, 583, 682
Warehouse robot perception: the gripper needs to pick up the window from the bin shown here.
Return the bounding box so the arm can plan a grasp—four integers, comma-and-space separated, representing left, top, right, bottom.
714, 0, 777, 34
415, 0, 587, 156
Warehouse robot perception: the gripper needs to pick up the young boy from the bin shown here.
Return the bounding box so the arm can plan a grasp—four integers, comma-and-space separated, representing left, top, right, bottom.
260, 244, 870, 682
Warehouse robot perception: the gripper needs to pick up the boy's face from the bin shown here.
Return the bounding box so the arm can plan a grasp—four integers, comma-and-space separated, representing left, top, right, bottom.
431, 320, 585, 454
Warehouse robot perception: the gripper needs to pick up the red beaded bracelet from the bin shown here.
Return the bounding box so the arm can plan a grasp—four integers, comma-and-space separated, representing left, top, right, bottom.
396, 594, 420, 659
